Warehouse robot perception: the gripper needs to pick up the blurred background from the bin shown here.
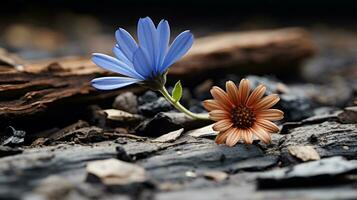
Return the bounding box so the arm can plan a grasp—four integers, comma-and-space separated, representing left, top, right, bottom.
0, 0, 356, 60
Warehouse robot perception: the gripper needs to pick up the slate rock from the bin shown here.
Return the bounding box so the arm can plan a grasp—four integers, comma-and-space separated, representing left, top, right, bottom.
135, 113, 182, 137
112, 92, 139, 114
0, 145, 22, 158
221, 155, 279, 173
115, 145, 133, 162
140, 140, 265, 181
138, 91, 159, 105
138, 97, 173, 117
279, 108, 342, 135
135, 112, 210, 137
257, 157, 357, 189
279, 121, 357, 160
247, 75, 289, 95
0, 143, 118, 198
157, 184, 357, 200
279, 94, 315, 122
311, 79, 353, 107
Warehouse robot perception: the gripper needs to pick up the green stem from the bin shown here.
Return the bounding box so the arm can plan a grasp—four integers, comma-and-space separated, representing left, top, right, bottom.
159, 86, 210, 121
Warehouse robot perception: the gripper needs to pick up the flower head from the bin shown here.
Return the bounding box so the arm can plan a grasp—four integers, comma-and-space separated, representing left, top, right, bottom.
203, 79, 284, 146
91, 17, 194, 90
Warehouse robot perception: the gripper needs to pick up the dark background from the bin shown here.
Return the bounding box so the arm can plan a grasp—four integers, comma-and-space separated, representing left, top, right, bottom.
0, 0, 357, 59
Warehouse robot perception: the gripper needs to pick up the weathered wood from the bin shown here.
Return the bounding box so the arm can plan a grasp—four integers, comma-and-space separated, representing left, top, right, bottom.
0, 60, 142, 129
170, 28, 316, 80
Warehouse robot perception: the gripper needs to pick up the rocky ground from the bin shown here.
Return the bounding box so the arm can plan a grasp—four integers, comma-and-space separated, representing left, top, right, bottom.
0, 26, 357, 200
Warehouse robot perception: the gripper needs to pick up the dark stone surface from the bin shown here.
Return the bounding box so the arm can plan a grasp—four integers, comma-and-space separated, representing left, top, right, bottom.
138, 91, 159, 105
257, 157, 357, 189
156, 184, 357, 200
140, 139, 265, 181
139, 97, 173, 117
279, 121, 357, 160
116, 145, 133, 162
135, 112, 210, 137
221, 155, 279, 173
279, 94, 315, 122
0, 145, 22, 158
112, 92, 139, 114
1, 119, 357, 199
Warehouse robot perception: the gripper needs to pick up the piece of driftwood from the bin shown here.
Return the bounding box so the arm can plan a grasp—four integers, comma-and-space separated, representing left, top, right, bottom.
0, 58, 142, 130
0, 28, 315, 129
170, 28, 316, 80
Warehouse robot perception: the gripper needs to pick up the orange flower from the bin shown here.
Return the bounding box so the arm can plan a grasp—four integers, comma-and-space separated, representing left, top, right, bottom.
203, 79, 284, 146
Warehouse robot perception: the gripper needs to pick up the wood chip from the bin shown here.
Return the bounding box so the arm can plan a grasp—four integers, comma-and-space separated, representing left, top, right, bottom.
104, 109, 143, 122
34, 176, 74, 199
185, 171, 197, 178
86, 158, 147, 185
186, 124, 217, 138
202, 170, 228, 182
152, 128, 184, 143
288, 146, 321, 162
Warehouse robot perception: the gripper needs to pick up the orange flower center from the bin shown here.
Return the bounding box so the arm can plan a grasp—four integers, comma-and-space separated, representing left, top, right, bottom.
231, 105, 255, 129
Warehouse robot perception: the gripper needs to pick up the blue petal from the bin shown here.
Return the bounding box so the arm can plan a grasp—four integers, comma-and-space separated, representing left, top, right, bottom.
137, 17, 158, 70
133, 47, 152, 78
92, 53, 144, 80
156, 19, 170, 73
91, 76, 141, 90
160, 30, 194, 73
113, 45, 133, 67
115, 28, 138, 60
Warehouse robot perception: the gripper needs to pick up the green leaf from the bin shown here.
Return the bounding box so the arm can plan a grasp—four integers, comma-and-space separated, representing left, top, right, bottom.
172, 80, 183, 102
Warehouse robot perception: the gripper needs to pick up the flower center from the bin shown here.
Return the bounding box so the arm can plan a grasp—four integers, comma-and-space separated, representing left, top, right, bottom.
231, 105, 255, 129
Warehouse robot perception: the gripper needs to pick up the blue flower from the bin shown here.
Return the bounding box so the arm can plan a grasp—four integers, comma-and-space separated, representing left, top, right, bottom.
91, 17, 194, 90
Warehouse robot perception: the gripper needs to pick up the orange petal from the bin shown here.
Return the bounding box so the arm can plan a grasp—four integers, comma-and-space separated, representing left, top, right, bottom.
226, 81, 239, 105
256, 109, 284, 121
253, 94, 280, 111
215, 130, 231, 144
203, 99, 222, 111
226, 128, 241, 147
242, 129, 253, 144
209, 110, 230, 121
238, 79, 250, 105
256, 119, 280, 133
213, 119, 233, 132
246, 85, 266, 107
210, 86, 233, 111
251, 125, 271, 144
